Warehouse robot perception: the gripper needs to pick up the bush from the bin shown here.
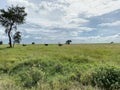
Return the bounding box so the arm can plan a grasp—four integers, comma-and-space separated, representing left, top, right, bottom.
32, 42, 35, 45
58, 44, 63, 46
0, 41, 3, 45
90, 66, 120, 90
17, 67, 45, 88
44, 44, 48, 46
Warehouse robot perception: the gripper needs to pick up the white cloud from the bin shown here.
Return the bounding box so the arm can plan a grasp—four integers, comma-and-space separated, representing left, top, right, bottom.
65, 0, 120, 17
6, 0, 89, 28
4, 0, 120, 43
23, 35, 30, 39
99, 21, 120, 27
7, 0, 120, 29
72, 33, 120, 43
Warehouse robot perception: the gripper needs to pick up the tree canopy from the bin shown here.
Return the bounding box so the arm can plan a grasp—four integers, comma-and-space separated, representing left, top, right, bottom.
66, 40, 72, 44
13, 31, 21, 47
0, 5, 27, 47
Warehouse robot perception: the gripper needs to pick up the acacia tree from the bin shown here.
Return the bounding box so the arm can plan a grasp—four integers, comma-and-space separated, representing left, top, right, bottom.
13, 31, 21, 47
66, 40, 72, 45
0, 5, 27, 48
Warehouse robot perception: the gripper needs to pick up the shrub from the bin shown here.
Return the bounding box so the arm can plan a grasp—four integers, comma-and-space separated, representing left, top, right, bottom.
58, 43, 63, 46
44, 44, 48, 46
0, 41, 3, 45
90, 66, 120, 90
17, 67, 45, 88
22, 44, 27, 46
32, 42, 35, 45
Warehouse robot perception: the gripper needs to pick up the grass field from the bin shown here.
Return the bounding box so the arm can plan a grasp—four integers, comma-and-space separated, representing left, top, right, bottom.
0, 44, 120, 90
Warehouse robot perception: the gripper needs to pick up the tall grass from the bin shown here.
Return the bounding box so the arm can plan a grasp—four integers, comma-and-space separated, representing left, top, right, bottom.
0, 44, 120, 90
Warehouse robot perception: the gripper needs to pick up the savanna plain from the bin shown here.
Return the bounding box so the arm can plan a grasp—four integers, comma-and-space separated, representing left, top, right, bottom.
0, 44, 120, 90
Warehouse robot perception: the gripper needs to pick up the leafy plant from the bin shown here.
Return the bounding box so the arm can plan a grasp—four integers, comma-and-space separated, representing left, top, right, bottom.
16, 67, 45, 88
90, 66, 120, 90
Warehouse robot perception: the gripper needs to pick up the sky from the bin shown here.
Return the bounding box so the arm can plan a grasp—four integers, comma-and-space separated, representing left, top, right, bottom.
0, 0, 120, 44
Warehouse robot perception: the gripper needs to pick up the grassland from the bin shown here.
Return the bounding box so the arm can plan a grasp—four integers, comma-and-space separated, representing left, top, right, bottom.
0, 44, 120, 90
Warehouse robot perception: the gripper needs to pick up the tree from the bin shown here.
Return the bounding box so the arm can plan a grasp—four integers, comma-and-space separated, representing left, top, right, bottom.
32, 42, 35, 45
0, 5, 27, 48
0, 41, 3, 45
66, 40, 72, 45
13, 31, 21, 47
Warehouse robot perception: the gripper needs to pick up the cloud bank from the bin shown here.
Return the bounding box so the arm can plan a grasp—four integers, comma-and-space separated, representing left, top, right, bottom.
0, 0, 120, 43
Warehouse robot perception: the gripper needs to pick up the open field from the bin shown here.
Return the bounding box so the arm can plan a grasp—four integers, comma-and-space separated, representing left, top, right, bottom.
0, 44, 120, 90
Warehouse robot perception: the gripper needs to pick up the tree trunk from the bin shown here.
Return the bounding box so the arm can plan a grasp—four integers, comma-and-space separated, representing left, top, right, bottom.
8, 24, 13, 48
8, 32, 12, 48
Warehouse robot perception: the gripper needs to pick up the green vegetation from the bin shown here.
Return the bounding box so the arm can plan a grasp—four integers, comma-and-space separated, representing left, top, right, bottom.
90, 66, 120, 90
0, 44, 120, 90
0, 5, 27, 48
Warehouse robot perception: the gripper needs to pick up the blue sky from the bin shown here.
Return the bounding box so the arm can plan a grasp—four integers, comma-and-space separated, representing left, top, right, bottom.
0, 0, 120, 44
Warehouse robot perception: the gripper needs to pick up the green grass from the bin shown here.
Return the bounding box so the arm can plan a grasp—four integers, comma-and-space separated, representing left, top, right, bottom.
0, 44, 120, 90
